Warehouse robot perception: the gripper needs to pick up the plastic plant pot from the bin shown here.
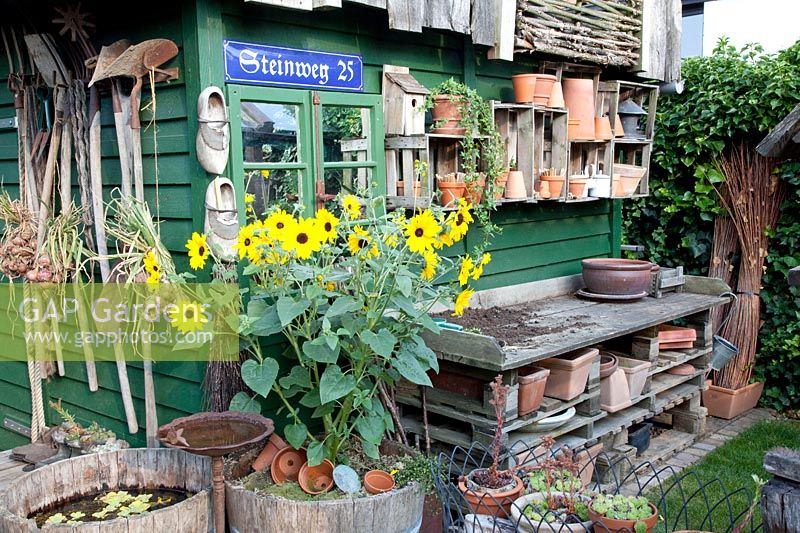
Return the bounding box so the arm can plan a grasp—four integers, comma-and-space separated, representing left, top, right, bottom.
627, 422, 653, 456
539, 348, 597, 401
517, 367, 550, 417
600, 368, 631, 413
617, 356, 651, 398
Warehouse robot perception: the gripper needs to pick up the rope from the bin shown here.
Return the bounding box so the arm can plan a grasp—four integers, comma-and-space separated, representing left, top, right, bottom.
71, 80, 95, 255
146, 68, 160, 235
23, 286, 45, 442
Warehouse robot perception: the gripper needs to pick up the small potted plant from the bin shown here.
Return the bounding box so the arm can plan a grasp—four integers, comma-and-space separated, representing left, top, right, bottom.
426, 78, 468, 135
458, 376, 523, 518
588, 494, 659, 533
437, 172, 466, 207
511, 438, 591, 533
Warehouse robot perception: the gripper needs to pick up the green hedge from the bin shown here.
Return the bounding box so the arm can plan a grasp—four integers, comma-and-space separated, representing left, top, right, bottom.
623, 39, 800, 411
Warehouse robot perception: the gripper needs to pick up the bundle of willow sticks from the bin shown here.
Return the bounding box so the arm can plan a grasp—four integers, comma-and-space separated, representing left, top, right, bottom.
714, 143, 786, 390
708, 216, 738, 331
515, 0, 642, 66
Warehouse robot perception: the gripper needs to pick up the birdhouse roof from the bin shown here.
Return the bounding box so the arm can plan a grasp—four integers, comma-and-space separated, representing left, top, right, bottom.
385, 72, 429, 95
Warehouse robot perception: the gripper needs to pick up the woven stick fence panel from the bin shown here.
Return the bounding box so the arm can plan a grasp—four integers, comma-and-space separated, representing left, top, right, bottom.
516, 0, 643, 66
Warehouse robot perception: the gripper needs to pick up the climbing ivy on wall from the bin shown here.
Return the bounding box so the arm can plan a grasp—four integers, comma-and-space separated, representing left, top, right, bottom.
624, 39, 800, 410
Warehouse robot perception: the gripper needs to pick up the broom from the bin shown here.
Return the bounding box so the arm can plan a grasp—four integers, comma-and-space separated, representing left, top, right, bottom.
713, 143, 786, 390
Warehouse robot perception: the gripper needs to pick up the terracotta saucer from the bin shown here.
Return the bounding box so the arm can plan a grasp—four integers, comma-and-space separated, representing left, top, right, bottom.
576, 289, 648, 302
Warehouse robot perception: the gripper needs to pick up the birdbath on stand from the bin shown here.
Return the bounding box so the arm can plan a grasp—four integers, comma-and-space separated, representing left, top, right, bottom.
158, 411, 274, 533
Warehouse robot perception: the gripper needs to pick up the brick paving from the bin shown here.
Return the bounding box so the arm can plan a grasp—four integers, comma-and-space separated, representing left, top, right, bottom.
617, 408, 776, 495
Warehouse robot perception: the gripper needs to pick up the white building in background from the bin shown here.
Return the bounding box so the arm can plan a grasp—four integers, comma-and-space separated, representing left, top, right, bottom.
681, 0, 800, 57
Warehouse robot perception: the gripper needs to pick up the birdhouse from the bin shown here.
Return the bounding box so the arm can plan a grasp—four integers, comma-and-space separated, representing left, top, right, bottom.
383, 66, 429, 136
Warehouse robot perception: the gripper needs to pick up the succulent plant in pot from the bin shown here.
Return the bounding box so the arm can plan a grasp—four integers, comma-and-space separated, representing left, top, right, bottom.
588, 494, 659, 533
458, 376, 523, 518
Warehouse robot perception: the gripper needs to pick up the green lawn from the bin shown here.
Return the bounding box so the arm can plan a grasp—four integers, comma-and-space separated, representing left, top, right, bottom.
645, 419, 800, 532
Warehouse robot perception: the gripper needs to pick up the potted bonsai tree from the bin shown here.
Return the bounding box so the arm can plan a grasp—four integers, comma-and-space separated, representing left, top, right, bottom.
458, 376, 524, 518
588, 494, 659, 533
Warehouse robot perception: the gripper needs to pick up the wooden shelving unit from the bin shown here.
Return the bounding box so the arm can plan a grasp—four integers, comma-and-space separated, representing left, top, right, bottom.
396, 275, 725, 466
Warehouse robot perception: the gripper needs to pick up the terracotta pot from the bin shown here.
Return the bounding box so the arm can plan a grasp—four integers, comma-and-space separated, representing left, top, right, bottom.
614, 113, 626, 137
253, 433, 289, 471
548, 80, 565, 108
600, 368, 631, 413
512, 74, 537, 103
659, 324, 697, 343
618, 356, 650, 398
532, 74, 557, 106
465, 177, 486, 204
538, 178, 552, 199
396, 180, 422, 197
270, 446, 307, 484
562, 78, 596, 139
298, 459, 334, 495
421, 493, 444, 533
581, 258, 655, 296
588, 502, 659, 533
458, 473, 523, 518
495, 171, 509, 199
599, 352, 619, 379
539, 348, 597, 401
703, 381, 764, 420
594, 115, 614, 140
575, 443, 604, 487
364, 469, 396, 494
517, 366, 550, 417
613, 164, 647, 197
429, 368, 485, 400
568, 176, 589, 198
504, 170, 527, 199
540, 175, 565, 197
430, 95, 465, 135
438, 181, 466, 207
567, 118, 582, 140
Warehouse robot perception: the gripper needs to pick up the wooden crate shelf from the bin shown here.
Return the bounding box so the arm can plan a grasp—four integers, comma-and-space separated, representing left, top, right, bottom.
597, 80, 659, 141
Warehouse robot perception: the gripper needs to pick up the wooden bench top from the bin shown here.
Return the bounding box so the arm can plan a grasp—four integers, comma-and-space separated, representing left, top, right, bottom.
422, 275, 729, 372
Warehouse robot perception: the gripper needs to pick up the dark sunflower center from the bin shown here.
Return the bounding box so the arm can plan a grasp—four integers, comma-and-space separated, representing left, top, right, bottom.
277, 222, 284, 229
324, 222, 332, 232
297, 233, 309, 244
358, 238, 367, 250
153, 264, 159, 272
244, 238, 252, 246
457, 214, 464, 225
198, 246, 206, 256
414, 228, 424, 238
185, 308, 194, 320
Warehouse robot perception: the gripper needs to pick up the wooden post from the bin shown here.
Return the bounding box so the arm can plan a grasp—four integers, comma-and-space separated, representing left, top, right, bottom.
762, 448, 800, 532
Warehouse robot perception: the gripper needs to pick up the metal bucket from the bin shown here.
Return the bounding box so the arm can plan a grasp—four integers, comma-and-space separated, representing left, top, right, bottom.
710, 335, 739, 371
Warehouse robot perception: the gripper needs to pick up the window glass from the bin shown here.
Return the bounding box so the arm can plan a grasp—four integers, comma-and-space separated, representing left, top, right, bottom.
241, 102, 300, 163
322, 107, 370, 163
245, 169, 300, 215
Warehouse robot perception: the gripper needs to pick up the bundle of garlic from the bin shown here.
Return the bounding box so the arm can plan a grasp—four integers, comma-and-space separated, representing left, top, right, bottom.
0, 193, 37, 280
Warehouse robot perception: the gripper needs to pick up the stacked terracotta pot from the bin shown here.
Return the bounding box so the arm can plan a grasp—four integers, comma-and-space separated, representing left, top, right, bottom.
563, 78, 596, 140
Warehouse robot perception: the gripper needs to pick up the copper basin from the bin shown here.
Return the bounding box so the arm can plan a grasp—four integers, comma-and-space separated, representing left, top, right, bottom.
158, 411, 274, 457
582, 258, 656, 296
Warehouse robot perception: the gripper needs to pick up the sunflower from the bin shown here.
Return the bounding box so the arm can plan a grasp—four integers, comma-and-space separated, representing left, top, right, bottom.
458, 255, 474, 286
445, 199, 473, 242
264, 209, 296, 242
452, 288, 475, 317
244, 193, 256, 215
169, 301, 209, 333
185, 232, 210, 270
146, 271, 160, 285
260, 169, 270, 179
143, 250, 160, 277
341, 194, 361, 220
421, 250, 440, 281
404, 210, 441, 254
233, 225, 260, 262
384, 232, 399, 248
284, 217, 323, 259
348, 226, 379, 258
315, 208, 339, 244
471, 252, 492, 281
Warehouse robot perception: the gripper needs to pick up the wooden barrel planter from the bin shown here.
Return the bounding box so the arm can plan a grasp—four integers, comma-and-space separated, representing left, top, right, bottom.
226, 479, 424, 533
0, 448, 212, 532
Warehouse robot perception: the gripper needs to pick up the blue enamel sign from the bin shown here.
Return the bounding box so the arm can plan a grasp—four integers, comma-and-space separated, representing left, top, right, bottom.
223, 40, 363, 92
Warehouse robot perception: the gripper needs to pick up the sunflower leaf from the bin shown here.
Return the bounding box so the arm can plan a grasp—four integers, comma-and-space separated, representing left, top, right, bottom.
276, 297, 311, 327
284, 422, 308, 449
319, 365, 356, 404
229, 392, 261, 413
241, 358, 279, 398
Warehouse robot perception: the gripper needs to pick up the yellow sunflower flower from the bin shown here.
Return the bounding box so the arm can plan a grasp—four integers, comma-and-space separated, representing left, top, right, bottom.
315, 208, 339, 244
452, 288, 475, 317
232, 225, 260, 262
264, 209, 296, 243
143, 250, 160, 277
404, 210, 441, 254
458, 256, 474, 286
146, 271, 160, 285
284, 217, 323, 259
446, 199, 473, 242
169, 301, 209, 333
421, 250, 440, 281
260, 169, 270, 179
471, 252, 492, 281
185, 232, 210, 270
348, 226, 379, 258
341, 194, 361, 220
384, 232, 399, 248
